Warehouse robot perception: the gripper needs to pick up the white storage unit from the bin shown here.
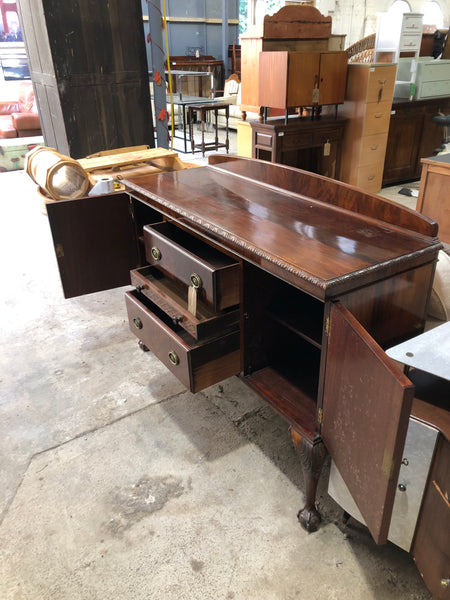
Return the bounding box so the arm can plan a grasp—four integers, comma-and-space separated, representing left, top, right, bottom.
395, 57, 450, 99
375, 12, 423, 100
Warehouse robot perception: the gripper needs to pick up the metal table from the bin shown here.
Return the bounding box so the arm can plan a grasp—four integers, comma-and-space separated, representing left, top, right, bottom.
386, 320, 450, 381
169, 70, 215, 101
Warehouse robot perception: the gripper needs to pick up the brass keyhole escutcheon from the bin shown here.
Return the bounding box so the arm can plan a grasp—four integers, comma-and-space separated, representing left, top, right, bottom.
168, 351, 179, 366
133, 317, 143, 330
190, 273, 202, 289
151, 246, 161, 261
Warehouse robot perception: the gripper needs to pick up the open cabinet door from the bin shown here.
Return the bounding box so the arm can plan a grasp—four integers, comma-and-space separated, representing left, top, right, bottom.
322, 302, 414, 545
46, 193, 139, 298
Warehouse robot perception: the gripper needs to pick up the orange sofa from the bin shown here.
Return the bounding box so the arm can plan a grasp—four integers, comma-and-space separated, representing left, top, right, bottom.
0, 82, 42, 138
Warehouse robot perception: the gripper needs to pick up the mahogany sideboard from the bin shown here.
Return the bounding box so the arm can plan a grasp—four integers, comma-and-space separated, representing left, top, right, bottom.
45, 156, 444, 595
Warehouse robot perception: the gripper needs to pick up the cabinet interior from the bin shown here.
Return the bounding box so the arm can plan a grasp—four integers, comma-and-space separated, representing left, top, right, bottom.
243, 263, 324, 435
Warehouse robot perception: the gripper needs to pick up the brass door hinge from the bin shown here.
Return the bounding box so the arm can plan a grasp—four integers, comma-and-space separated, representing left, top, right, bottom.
317, 407, 323, 425
325, 316, 331, 336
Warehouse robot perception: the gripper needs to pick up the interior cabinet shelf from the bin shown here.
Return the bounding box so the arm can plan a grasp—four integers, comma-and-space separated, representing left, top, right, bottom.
245, 366, 318, 438
266, 312, 322, 349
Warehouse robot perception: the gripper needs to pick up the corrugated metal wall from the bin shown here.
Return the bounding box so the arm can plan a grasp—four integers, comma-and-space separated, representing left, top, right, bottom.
141, 0, 239, 75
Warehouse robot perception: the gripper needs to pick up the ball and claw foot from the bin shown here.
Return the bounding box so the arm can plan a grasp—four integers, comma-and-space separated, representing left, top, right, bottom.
297, 507, 322, 532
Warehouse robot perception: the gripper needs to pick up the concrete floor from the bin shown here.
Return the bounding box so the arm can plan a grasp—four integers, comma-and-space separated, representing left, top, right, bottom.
0, 153, 434, 599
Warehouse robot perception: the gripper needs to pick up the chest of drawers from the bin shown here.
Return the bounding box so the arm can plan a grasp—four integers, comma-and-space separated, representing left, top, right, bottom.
340, 63, 396, 192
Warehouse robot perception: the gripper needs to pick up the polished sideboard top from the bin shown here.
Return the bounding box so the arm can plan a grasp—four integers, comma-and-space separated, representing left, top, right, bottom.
123, 156, 440, 300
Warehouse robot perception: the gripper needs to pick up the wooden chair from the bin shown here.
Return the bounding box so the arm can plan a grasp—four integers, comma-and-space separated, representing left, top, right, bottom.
215, 73, 240, 98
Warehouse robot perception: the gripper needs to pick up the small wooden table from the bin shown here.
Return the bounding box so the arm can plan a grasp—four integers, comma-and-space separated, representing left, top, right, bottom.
187, 102, 230, 156
250, 116, 346, 179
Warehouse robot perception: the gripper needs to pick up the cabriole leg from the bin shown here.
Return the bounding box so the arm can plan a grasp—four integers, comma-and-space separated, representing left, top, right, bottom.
290, 428, 327, 533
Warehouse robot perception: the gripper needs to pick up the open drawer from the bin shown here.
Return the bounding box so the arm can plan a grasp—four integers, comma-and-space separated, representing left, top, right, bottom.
144, 222, 240, 311
125, 290, 241, 393
130, 266, 240, 341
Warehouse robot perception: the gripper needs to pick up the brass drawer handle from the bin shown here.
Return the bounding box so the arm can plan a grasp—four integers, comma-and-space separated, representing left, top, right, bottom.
133, 317, 143, 330
190, 273, 202, 289
168, 351, 180, 366
370, 145, 379, 150
367, 175, 375, 181
151, 246, 161, 261
441, 579, 450, 589
374, 113, 383, 118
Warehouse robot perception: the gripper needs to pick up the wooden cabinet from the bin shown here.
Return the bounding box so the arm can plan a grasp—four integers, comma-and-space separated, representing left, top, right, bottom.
45, 156, 442, 595
16, 0, 154, 159
383, 97, 450, 186
340, 63, 396, 193
258, 51, 347, 111
250, 116, 346, 179
240, 5, 335, 117
416, 153, 450, 244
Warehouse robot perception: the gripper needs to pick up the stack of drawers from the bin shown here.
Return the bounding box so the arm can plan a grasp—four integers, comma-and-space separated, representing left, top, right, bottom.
125, 220, 241, 392
340, 63, 396, 193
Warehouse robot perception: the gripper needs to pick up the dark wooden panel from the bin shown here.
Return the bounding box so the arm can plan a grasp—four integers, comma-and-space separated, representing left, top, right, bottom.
321, 302, 414, 544
383, 104, 424, 184
46, 193, 139, 298
383, 97, 450, 185
412, 436, 450, 599
17, 0, 154, 158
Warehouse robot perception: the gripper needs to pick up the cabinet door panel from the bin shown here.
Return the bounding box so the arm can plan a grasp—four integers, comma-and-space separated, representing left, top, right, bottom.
46, 193, 139, 298
318, 52, 347, 105
322, 302, 414, 544
287, 52, 320, 107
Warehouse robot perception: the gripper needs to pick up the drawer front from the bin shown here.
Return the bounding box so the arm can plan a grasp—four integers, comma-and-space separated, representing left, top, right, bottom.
356, 164, 383, 192
358, 133, 388, 168
255, 132, 273, 148
313, 127, 343, 145
401, 13, 423, 32
281, 132, 314, 150
366, 66, 396, 104
418, 62, 450, 83
144, 222, 240, 311
388, 417, 438, 552
419, 79, 450, 99
328, 417, 438, 553
363, 101, 392, 136
125, 290, 240, 393
130, 266, 240, 340
399, 32, 423, 52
